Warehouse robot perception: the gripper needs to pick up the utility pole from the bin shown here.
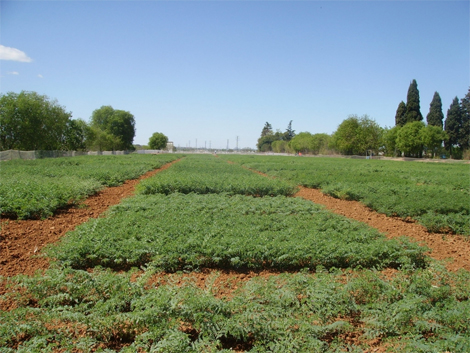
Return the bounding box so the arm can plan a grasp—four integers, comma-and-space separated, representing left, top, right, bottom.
196, 139, 197, 151
226, 139, 229, 151
236, 136, 239, 151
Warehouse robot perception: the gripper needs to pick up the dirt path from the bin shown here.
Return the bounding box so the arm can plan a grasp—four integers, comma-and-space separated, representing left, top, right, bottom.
295, 186, 470, 272
0, 160, 179, 280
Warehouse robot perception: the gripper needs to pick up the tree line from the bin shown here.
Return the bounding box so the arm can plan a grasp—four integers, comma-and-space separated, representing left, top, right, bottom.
258, 81, 470, 159
0, 91, 137, 152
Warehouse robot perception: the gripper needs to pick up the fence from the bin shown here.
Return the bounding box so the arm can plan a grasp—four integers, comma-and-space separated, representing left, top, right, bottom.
0, 150, 131, 161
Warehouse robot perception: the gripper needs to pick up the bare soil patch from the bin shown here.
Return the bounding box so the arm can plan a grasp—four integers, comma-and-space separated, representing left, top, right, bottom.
295, 186, 470, 272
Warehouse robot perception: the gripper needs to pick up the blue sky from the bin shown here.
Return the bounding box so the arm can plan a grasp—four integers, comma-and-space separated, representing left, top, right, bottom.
1, 1, 468, 149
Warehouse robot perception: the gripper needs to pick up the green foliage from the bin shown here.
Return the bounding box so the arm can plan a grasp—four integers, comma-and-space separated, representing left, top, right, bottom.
331, 115, 382, 155
396, 121, 425, 157
137, 155, 297, 197
0, 91, 72, 151
222, 155, 470, 235
2, 265, 469, 352
405, 79, 423, 123
47, 193, 426, 271
90, 105, 136, 150
148, 132, 169, 150
0, 154, 180, 219
426, 91, 444, 128
382, 125, 401, 156
289, 132, 331, 154
395, 101, 407, 127
445, 97, 463, 155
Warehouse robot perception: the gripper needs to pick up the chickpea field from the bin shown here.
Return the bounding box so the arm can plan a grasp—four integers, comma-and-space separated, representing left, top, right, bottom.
1, 154, 469, 352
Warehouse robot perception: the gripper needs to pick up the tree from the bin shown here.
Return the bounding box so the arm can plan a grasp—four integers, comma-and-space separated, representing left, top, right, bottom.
283, 120, 296, 141
444, 97, 462, 157
420, 124, 447, 158
331, 115, 382, 155
310, 133, 331, 154
382, 126, 401, 156
271, 140, 290, 153
62, 119, 90, 151
404, 79, 423, 123
289, 132, 314, 153
459, 88, 470, 151
395, 101, 407, 127
0, 91, 72, 151
260, 122, 273, 137
257, 134, 277, 152
90, 106, 136, 150
396, 121, 425, 157
426, 92, 444, 128
148, 132, 168, 150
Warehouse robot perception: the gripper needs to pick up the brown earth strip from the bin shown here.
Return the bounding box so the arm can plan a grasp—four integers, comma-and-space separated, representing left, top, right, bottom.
295, 186, 470, 272
0, 159, 180, 281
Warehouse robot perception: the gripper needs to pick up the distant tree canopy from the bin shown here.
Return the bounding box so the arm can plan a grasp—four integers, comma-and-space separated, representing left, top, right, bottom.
257, 121, 296, 152
148, 132, 169, 150
404, 79, 423, 124
395, 101, 407, 127
0, 91, 72, 151
331, 115, 382, 155
90, 106, 136, 151
426, 92, 444, 128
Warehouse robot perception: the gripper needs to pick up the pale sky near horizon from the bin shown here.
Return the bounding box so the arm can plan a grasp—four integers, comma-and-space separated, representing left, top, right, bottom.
1, 1, 468, 149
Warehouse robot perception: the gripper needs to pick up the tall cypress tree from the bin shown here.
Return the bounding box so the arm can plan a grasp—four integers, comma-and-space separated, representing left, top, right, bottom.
395, 101, 407, 126
459, 88, 470, 150
426, 92, 444, 128
405, 79, 423, 123
444, 97, 462, 151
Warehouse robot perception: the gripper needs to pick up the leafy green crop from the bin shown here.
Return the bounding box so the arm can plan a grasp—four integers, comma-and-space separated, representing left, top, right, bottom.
137, 154, 297, 197
221, 155, 470, 235
2, 264, 469, 352
0, 154, 181, 219
47, 193, 427, 271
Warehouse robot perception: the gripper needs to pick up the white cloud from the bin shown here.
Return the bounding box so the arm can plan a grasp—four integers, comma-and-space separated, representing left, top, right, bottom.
0, 45, 32, 62
7, 71, 19, 75
38, 74, 43, 78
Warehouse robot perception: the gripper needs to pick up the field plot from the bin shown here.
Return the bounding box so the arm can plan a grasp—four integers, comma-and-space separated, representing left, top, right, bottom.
2, 265, 469, 352
221, 155, 470, 236
0, 154, 181, 219
46, 193, 426, 271
137, 154, 297, 196
1, 154, 470, 352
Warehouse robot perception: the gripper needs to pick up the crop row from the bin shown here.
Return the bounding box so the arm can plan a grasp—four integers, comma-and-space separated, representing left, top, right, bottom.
2, 264, 469, 352
47, 193, 427, 271
0, 154, 181, 219
137, 154, 297, 197
221, 155, 470, 235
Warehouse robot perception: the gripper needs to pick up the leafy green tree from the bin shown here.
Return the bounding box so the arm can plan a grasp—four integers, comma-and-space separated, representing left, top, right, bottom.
0, 91, 72, 151
87, 126, 120, 152
289, 132, 314, 153
283, 120, 296, 141
382, 126, 401, 157
271, 140, 290, 153
310, 133, 331, 154
396, 121, 425, 157
395, 101, 407, 127
444, 97, 462, 156
331, 115, 382, 155
420, 125, 447, 158
257, 134, 277, 152
404, 79, 423, 123
148, 132, 169, 150
90, 106, 136, 150
62, 119, 90, 151
459, 88, 470, 151
260, 122, 273, 137
426, 92, 444, 128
